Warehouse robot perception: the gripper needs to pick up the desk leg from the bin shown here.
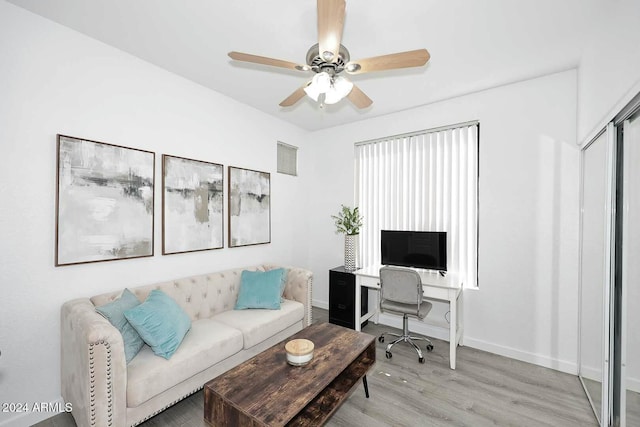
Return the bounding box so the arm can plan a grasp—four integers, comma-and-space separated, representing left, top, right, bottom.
373, 289, 380, 324
449, 295, 457, 370
354, 277, 362, 332
458, 291, 464, 346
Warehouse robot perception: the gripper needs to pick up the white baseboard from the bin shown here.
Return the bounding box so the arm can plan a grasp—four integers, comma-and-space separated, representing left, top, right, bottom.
579, 365, 602, 383
462, 336, 578, 375
628, 377, 640, 394
312, 299, 329, 310
0, 398, 68, 427
579, 366, 640, 394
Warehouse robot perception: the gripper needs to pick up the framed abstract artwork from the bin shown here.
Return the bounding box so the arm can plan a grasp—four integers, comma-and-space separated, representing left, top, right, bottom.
228, 166, 271, 247
162, 155, 224, 254
55, 135, 155, 266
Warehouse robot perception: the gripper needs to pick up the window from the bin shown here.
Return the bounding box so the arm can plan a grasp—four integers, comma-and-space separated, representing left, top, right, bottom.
277, 142, 298, 176
355, 121, 479, 287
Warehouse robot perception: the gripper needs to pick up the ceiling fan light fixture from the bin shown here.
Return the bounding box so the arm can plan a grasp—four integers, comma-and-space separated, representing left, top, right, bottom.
304, 73, 353, 105
305, 71, 333, 101
324, 76, 353, 104
314, 71, 332, 92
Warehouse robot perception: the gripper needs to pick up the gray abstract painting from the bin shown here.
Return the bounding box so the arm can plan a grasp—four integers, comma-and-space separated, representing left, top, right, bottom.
56, 135, 154, 266
228, 166, 270, 247
162, 155, 223, 254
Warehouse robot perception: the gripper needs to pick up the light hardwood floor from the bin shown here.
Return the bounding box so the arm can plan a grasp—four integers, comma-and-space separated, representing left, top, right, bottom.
36, 308, 597, 427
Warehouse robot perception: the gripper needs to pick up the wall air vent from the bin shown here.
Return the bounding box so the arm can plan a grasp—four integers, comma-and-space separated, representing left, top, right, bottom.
277, 142, 298, 176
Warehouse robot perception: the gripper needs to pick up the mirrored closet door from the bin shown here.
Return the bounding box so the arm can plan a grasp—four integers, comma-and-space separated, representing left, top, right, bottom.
579, 128, 613, 425
621, 111, 640, 426
579, 95, 640, 427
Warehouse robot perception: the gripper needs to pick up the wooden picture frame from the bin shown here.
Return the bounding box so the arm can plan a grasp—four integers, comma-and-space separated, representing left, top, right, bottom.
228, 166, 271, 247
55, 135, 155, 266
162, 154, 224, 254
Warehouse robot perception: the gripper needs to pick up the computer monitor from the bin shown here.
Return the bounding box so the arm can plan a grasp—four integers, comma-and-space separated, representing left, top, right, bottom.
380, 230, 447, 271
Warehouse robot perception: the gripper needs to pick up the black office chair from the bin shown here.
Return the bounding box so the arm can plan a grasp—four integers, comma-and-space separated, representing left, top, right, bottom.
378, 266, 434, 363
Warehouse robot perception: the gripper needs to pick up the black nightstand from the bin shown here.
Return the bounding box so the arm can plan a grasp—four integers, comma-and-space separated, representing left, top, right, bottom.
329, 266, 368, 330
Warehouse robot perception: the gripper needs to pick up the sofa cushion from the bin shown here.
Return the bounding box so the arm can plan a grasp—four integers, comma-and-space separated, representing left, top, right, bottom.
124, 290, 192, 359
126, 318, 243, 407
95, 288, 145, 364
234, 269, 286, 310
213, 299, 304, 349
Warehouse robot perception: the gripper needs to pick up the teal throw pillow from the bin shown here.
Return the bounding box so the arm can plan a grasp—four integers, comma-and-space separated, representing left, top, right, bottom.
235, 268, 286, 310
95, 288, 145, 364
124, 290, 191, 360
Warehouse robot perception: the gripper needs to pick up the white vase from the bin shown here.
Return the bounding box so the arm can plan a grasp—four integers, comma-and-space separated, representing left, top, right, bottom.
344, 234, 358, 272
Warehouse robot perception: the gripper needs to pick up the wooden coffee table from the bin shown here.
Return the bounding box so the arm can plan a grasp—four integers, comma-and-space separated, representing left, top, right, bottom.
204, 322, 376, 426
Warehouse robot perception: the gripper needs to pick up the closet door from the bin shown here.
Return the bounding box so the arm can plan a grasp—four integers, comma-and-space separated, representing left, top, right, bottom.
622, 112, 640, 426
579, 129, 614, 425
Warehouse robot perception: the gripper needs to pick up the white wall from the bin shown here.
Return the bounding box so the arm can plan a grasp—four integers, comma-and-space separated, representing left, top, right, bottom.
0, 3, 309, 426
5, 1, 638, 425
306, 70, 581, 373
577, 0, 640, 143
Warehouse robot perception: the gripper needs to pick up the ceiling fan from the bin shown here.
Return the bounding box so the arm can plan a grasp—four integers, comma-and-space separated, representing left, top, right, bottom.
228, 0, 431, 109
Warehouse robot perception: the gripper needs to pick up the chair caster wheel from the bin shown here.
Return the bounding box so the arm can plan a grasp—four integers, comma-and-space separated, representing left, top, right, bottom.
378, 336, 385, 343
385, 351, 392, 359
426, 344, 434, 352
419, 357, 425, 364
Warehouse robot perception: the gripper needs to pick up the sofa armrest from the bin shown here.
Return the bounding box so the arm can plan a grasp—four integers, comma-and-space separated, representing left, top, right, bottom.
264, 266, 313, 326
61, 298, 127, 427
285, 267, 313, 326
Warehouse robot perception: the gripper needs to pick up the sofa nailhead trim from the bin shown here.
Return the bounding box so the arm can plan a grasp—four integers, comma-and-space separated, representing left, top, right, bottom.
307, 276, 313, 325
89, 340, 114, 426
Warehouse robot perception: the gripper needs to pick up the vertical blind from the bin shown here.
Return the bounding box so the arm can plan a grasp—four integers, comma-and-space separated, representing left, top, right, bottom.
355, 122, 479, 287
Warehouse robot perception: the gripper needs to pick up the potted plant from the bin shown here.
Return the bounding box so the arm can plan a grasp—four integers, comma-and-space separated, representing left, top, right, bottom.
331, 205, 363, 271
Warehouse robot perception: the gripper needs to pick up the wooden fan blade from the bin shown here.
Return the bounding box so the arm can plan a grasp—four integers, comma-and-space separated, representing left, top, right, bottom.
345, 49, 431, 75
279, 85, 308, 107
317, 0, 346, 63
347, 84, 373, 109
228, 51, 309, 72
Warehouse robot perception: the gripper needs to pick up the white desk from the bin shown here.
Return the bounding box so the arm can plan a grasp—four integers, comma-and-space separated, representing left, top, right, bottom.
353, 265, 464, 369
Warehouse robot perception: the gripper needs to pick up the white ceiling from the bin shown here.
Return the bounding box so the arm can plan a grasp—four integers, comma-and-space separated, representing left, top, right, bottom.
7, 0, 603, 131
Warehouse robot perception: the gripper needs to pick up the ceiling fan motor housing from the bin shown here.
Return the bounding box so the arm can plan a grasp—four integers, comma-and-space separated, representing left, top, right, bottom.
306, 43, 350, 75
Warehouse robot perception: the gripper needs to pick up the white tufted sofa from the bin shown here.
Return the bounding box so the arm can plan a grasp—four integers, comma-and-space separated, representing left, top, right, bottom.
60, 264, 313, 427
